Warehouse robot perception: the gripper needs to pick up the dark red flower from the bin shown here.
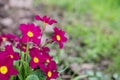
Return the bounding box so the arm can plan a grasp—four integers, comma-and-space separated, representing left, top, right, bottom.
0, 58, 18, 80
29, 48, 45, 70
19, 23, 41, 44
0, 34, 19, 43
40, 47, 50, 54
16, 42, 27, 52
35, 15, 57, 25
47, 61, 57, 70
42, 53, 53, 63
52, 27, 68, 48
45, 61, 58, 80
4, 45, 20, 61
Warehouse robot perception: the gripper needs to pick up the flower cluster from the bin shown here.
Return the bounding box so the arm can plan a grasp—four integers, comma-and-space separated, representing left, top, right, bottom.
0, 15, 67, 80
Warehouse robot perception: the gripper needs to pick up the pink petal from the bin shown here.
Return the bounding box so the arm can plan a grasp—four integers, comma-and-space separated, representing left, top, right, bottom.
35, 15, 42, 20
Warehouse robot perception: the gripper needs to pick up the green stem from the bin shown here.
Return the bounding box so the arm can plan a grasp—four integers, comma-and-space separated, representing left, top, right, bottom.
40, 23, 47, 46
57, 48, 61, 63
25, 42, 29, 62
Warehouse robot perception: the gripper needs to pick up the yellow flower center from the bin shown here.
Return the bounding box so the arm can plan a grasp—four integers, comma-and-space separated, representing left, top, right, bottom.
33, 57, 39, 63
56, 35, 61, 41
10, 55, 14, 59
0, 66, 8, 75
46, 59, 50, 63
2, 37, 7, 42
27, 31, 33, 37
22, 46, 26, 49
47, 71, 52, 77
43, 22, 46, 26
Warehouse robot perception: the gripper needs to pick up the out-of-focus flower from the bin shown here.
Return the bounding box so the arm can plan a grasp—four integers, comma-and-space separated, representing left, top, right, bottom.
52, 27, 68, 48
40, 47, 50, 54
16, 42, 27, 52
42, 53, 53, 63
19, 23, 41, 44
0, 34, 19, 43
35, 15, 57, 25
4, 45, 20, 61
45, 61, 58, 80
0, 58, 18, 80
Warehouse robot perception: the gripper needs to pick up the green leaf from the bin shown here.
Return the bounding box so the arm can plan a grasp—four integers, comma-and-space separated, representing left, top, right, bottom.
26, 74, 39, 80
32, 69, 46, 80
10, 76, 17, 80
22, 60, 32, 76
17, 60, 32, 80
72, 75, 88, 80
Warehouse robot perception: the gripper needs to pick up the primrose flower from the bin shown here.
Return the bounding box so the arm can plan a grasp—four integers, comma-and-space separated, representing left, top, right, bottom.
42, 53, 53, 63
52, 27, 68, 48
45, 61, 58, 80
16, 42, 27, 52
40, 47, 50, 54
0, 58, 18, 80
35, 15, 57, 25
29, 48, 45, 69
0, 34, 19, 43
4, 45, 20, 61
19, 23, 41, 44
0, 14, 68, 80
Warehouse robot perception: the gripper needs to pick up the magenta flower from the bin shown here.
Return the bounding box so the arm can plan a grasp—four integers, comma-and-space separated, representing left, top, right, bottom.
45, 61, 58, 80
0, 34, 19, 43
40, 47, 50, 54
0, 58, 18, 80
42, 53, 53, 63
4, 45, 20, 61
52, 27, 68, 48
16, 42, 27, 52
35, 15, 57, 25
29, 48, 45, 69
19, 23, 41, 44
0, 14, 68, 80
47, 61, 57, 70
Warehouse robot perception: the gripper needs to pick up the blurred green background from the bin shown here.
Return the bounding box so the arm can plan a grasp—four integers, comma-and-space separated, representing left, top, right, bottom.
36, 0, 120, 80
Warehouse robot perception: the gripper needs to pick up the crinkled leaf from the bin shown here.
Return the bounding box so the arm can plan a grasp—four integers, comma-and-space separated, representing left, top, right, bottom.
32, 69, 46, 80
26, 74, 39, 80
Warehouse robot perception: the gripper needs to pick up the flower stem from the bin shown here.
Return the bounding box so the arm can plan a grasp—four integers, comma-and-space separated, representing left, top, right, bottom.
25, 42, 29, 62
